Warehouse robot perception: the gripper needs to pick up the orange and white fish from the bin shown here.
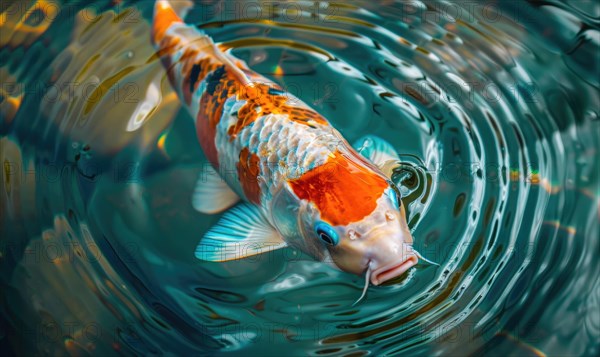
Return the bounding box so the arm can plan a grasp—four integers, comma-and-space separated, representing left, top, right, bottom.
152, 0, 435, 302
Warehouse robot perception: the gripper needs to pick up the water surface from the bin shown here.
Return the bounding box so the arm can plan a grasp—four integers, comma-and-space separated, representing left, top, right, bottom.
1, 0, 598, 355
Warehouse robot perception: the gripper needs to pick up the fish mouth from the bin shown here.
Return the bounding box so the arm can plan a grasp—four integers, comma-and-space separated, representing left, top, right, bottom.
370, 255, 418, 286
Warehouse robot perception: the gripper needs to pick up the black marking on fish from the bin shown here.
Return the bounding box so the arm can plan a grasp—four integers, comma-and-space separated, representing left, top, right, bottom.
189, 64, 202, 94
205, 65, 226, 96
268, 87, 286, 96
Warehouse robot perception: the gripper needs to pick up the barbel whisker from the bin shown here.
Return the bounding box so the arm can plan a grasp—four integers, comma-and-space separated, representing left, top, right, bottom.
410, 247, 440, 266
352, 262, 372, 306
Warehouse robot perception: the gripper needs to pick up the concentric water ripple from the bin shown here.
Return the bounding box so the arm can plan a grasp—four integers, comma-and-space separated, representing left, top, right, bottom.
1, 0, 598, 355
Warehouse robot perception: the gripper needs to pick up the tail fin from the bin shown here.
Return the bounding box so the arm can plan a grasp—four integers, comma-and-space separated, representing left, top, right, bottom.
151, 0, 193, 45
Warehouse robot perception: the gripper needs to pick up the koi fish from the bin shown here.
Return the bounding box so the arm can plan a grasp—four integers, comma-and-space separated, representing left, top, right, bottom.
152, 0, 435, 302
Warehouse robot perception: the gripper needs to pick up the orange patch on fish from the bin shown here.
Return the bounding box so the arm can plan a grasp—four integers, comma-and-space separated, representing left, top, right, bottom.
289, 150, 389, 226
152, 1, 182, 44
227, 82, 328, 140
237, 147, 262, 204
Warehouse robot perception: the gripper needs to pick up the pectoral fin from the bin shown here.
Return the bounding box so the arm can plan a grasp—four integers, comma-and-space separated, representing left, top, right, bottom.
353, 135, 400, 178
192, 165, 240, 214
195, 203, 288, 262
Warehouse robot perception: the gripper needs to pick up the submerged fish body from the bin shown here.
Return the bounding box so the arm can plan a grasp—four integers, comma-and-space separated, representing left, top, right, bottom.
152, 0, 419, 286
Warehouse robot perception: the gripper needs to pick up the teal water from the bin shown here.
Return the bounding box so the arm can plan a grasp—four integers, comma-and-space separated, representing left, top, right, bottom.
1, 0, 599, 355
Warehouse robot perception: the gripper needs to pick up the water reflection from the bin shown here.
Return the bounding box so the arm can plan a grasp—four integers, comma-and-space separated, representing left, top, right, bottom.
0, 0, 598, 355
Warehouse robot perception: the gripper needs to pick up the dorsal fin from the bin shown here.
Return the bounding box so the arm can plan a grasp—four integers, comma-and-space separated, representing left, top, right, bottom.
352, 135, 400, 178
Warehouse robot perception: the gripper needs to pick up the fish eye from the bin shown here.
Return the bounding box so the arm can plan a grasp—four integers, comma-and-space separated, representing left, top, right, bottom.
315, 222, 339, 246
387, 186, 401, 210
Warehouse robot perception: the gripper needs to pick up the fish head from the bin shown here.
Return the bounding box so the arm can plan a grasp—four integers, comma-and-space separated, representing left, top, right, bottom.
320, 186, 417, 285
271, 150, 418, 285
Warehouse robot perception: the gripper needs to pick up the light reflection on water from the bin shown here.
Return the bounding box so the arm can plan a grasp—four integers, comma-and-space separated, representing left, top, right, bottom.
0, 0, 598, 356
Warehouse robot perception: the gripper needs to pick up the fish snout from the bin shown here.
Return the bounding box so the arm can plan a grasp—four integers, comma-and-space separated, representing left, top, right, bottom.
362, 228, 417, 285
370, 253, 418, 285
